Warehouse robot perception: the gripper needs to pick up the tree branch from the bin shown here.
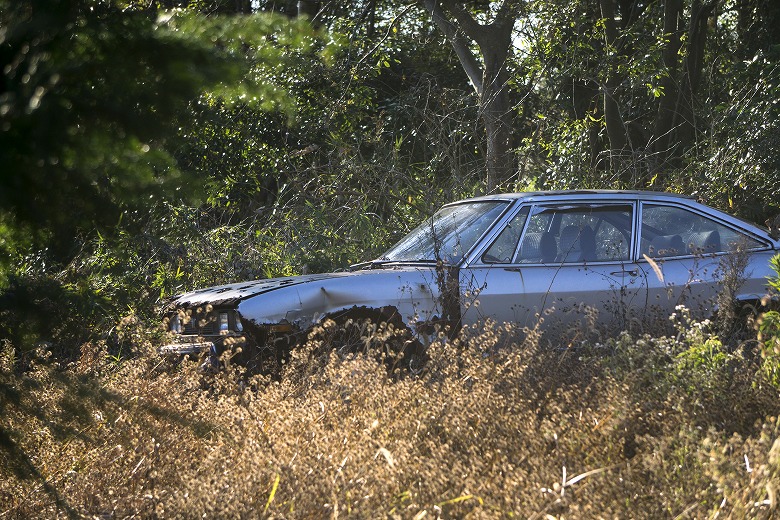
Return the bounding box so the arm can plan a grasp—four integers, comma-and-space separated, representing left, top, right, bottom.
421, 0, 484, 94
495, 0, 523, 28
439, 0, 484, 41
353, 4, 415, 70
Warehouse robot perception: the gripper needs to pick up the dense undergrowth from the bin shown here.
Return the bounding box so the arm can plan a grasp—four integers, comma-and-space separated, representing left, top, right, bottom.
2, 310, 779, 518
3, 2, 780, 517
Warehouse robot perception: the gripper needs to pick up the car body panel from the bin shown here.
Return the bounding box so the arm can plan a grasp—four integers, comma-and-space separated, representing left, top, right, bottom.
172, 273, 345, 308
463, 261, 647, 334
639, 250, 777, 314
160, 190, 780, 358
233, 267, 442, 331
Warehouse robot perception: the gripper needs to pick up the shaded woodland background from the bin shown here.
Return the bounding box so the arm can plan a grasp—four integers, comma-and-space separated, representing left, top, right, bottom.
1, 0, 779, 351
1, 1, 780, 517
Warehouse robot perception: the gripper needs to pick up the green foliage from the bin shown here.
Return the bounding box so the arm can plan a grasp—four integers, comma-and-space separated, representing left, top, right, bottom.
0, 0, 333, 353
516, 0, 669, 188
669, 308, 731, 396
164, 9, 325, 116
696, 48, 780, 220
168, 4, 485, 301
0, 0, 324, 264
510, 0, 780, 219
596, 305, 774, 425
756, 254, 780, 389
757, 310, 780, 388
0, 273, 110, 359
0, 0, 234, 259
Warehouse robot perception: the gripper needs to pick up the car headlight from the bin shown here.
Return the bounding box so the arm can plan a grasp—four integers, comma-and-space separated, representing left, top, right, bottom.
170, 313, 183, 334
219, 312, 229, 332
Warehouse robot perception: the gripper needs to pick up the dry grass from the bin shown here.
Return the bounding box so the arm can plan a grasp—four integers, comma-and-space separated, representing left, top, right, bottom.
1, 318, 779, 519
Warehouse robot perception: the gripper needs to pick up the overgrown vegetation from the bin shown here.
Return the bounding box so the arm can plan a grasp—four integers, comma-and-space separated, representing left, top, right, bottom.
2, 0, 780, 517
1, 312, 779, 518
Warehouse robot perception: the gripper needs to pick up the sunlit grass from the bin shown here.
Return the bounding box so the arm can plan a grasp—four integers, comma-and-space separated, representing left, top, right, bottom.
1, 317, 779, 518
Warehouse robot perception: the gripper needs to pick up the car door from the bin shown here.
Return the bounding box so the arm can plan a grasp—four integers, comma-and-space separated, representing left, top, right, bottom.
638, 202, 770, 324
462, 202, 647, 343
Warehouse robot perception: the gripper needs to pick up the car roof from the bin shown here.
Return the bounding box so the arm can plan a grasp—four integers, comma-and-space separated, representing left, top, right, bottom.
450, 189, 777, 249
451, 189, 696, 204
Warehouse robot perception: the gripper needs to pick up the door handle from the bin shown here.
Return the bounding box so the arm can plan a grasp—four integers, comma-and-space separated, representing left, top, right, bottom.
610, 268, 639, 277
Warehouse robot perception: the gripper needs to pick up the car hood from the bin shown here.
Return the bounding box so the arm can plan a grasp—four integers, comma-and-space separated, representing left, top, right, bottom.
169, 272, 357, 308
168, 265, 446, 332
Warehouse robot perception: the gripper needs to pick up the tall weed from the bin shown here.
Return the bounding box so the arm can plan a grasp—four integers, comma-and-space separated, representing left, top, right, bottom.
756, 254, 780, 389
1, 316, 778, 518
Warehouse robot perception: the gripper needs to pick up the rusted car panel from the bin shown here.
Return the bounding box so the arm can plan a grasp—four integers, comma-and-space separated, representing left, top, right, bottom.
160, 190, 780, 362
234, 268, 442, 331
160, 268, 445, 357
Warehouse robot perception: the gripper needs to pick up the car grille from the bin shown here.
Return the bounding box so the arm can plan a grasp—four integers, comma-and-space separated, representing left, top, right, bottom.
170, 307, 238, 336
183, 319, 218, 336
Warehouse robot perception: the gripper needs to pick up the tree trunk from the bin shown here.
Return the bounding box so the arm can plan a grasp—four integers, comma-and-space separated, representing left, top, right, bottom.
480, 43, 515, 192
599, 0, 629, 179
653, 0, 714, 175
422, 0, 518, 192
672, 0, 714, 155
653, 0, 683, 172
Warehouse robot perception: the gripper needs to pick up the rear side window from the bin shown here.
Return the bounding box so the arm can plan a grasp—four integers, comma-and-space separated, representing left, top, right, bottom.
641, 204, 765, 258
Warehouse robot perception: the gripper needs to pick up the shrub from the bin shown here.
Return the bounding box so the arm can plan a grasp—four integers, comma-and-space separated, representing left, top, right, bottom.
2, 313, 779, 518
756, 254, 780, 390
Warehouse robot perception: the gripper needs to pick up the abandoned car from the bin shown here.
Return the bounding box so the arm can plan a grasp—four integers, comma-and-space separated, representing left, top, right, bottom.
160, 190, 779, 367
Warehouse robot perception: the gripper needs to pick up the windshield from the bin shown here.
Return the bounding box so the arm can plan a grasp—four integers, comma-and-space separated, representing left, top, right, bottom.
381, 201, 509, 264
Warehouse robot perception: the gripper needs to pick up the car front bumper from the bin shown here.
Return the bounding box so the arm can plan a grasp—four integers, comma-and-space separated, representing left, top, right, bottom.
158, 340, 214, 356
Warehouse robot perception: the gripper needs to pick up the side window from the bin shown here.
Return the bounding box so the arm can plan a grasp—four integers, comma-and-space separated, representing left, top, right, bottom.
515, 204, 633, 263
515, 208, 556, 263
641, 204, 764, 258
483, 206, 529, 263
595, 220, 631, 261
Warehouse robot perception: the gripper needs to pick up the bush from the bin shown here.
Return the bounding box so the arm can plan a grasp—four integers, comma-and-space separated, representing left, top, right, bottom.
1, 314, 779, 518
756, 254, 780, 390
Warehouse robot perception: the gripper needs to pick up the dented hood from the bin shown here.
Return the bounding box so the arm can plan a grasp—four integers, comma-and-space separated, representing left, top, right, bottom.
167, 266, 445, 332
169, 272, 356, 308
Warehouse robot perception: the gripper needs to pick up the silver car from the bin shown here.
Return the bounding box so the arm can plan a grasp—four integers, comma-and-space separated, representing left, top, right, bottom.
160, 190, 779, 366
